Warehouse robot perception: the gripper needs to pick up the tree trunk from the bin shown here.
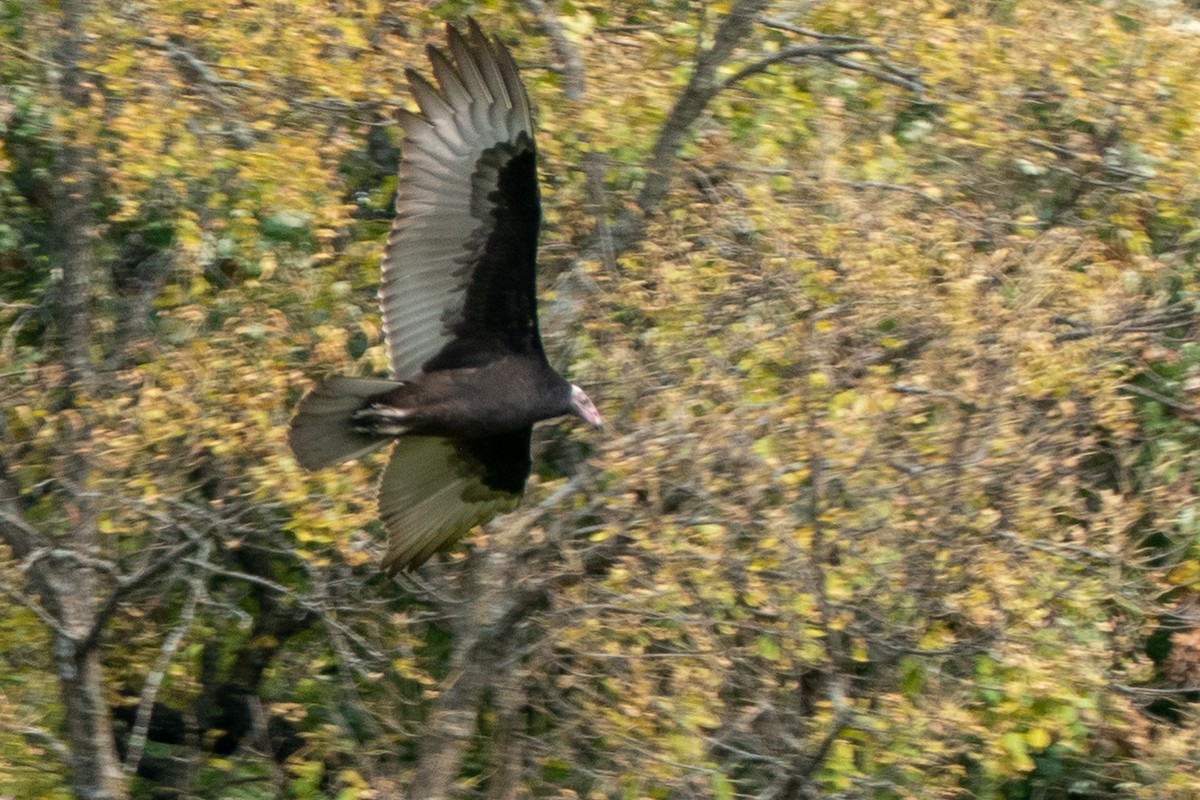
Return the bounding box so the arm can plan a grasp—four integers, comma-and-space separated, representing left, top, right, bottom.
483, 671, 526, 800
409, 657, 495, 799
52, 0, 97, 392
543, 0, 771, 335
46, 0, 126, 796
410, 550, 511, 799
48, 121, 127, 800
50, 589, 125, 800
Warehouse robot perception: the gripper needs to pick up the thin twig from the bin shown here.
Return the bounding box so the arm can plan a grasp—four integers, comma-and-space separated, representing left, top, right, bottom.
1118, 382, 1197, 415
137, 37, 254, 90
0, 38, 60, 68
721, 43, 885, 91
182, 558, 389, 661
828, 177, 941, 203
824, 53, 924, 93
759, 16, 865, 42
0, 576, 69, 638
76, 538, 200, 656
891, 383, 979, 412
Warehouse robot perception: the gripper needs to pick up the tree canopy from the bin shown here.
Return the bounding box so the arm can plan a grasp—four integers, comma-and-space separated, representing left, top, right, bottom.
1, 1, 1199, 799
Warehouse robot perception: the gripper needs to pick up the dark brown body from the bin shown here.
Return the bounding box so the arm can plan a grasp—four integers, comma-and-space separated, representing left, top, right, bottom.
361, 356, 572, 439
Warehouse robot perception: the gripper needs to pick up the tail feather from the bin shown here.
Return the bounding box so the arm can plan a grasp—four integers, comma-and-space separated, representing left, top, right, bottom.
288, 376, 403, 470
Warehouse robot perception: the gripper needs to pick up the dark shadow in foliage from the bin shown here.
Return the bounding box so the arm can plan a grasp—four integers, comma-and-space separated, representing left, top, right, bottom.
112, 543, 314, 797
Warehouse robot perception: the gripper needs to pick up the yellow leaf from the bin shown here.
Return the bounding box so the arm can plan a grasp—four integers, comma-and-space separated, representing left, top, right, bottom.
1026, 727, 1052, 750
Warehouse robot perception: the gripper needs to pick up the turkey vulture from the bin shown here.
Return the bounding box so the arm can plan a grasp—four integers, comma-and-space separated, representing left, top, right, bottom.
288, 20, 602, 573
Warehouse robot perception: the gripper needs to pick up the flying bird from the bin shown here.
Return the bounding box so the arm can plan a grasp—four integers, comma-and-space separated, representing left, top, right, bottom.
288, 20, 602, 573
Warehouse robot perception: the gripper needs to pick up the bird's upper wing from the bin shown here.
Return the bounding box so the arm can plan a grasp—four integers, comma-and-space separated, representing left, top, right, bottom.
376, 429, 531, 572
381, 20, 542, 381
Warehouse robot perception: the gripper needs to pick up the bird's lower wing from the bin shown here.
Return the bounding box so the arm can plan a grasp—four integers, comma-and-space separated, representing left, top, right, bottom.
377, 432, 530, 573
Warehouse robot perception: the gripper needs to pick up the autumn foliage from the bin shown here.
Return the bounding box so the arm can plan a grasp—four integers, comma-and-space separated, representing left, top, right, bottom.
2, 1, 1199, 799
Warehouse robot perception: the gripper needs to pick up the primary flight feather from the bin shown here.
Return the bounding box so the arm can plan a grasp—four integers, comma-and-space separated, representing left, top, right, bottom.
288, 20, 602, 574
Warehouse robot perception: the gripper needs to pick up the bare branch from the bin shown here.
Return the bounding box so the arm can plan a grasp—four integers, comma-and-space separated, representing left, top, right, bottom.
407, 502, 631, 798
994, 527, 1116, 568
19, 547, 119, 578
735, 17, 925, 94
123, 555, 206, 776
76, 538, 201, 657
19, 724, 71, 764
1025, 137, 1158, 182
801, 677, 854, 776
721, 42, 883, 90
758, 16, 865, 42
824, 53, 925, 93
633, 0, 772, 224
0, 37, 60, 68
890, 383, 979, 412
827, 177, 941, 202
0, 508, 42, 561
182, 558, 389, 662
0, 574, 70, 638
137, 37, 254, 91
1118, 382, 1197, 416
2, 305, 37, 360
546, 0, 777, 357
1114, 682, 1200, 697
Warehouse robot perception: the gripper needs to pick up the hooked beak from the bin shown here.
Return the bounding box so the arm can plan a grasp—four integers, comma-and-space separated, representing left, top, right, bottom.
569, 384, 604, 430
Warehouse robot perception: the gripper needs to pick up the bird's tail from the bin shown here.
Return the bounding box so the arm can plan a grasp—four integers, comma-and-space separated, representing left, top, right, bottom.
288, 375, 404, 470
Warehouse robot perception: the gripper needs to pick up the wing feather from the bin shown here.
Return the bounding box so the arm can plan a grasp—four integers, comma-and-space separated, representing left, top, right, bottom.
446, 26, 493, 116
381, 23, 539, 380
377, 434, 528, 572
406, 71, 455, 125
493, 38, 530, 132
468, 20, 513, 132
427, 45, 473, 112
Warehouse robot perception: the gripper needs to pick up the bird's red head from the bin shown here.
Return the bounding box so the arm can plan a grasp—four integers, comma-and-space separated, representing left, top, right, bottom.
569, 384, 603, 429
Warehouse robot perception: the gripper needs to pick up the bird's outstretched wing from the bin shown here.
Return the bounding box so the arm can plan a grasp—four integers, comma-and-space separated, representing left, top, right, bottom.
377, 429, 531, 572
381, 20, 542, 381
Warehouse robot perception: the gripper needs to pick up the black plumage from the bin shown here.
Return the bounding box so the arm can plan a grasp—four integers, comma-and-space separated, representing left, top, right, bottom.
288, 20, 601, 573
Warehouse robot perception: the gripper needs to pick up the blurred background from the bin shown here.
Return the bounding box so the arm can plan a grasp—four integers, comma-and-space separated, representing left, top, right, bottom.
1, 1, 1198, 798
